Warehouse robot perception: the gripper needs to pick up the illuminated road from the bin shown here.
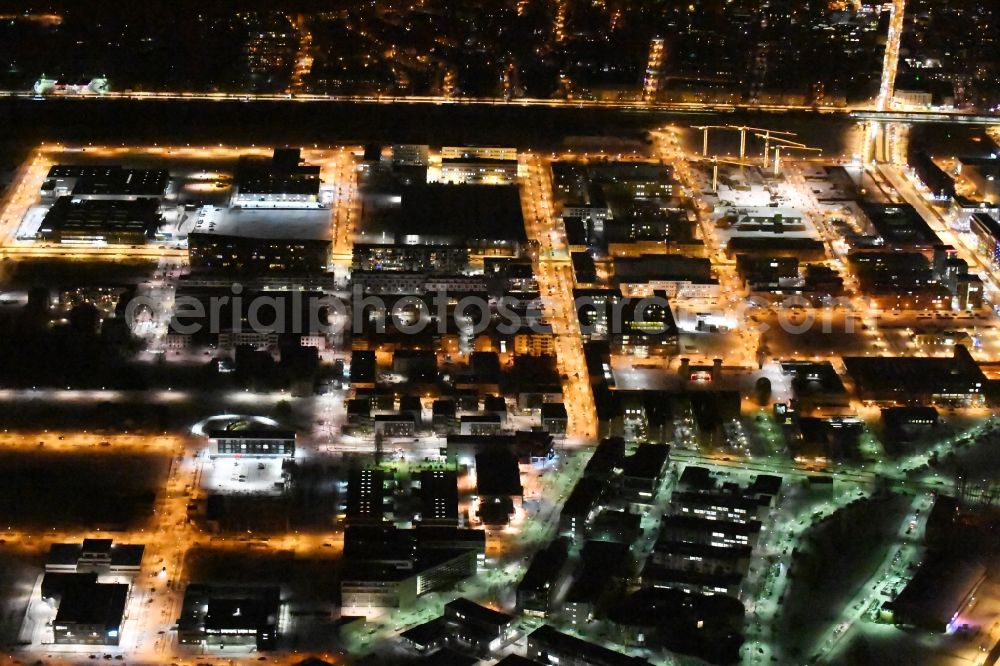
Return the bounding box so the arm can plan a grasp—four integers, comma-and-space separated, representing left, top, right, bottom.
328, 147, 360, 259
2, 89, 999, 125
520, 153, 597, 441
862, 0, 908, 165
877, 0, 906, 113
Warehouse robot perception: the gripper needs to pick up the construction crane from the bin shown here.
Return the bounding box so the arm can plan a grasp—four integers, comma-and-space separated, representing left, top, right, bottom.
749, 127, 798, 167
756, 135, 821, 175
709, 156, 746, 193
692, 125, 733, 157
693, 124, 796, 164
732, 126, 796, 164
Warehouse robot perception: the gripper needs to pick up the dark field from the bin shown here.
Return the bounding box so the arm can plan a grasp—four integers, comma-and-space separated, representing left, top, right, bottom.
0, 450, 169, 529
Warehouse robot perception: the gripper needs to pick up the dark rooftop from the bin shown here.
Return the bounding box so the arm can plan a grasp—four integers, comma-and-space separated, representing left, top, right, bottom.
39, 196, 161, 240
861, 202, 941, 249
235, 151, 320, 196
445, 597, 514, 628
562, 476, 605, 518
843, 346, 986, 398
346, 469, 388, 524
621, 443, 670, 481
528, 625, 651, 666
475, 450, 523, 497
380, 183, 527, 243
46, 165, 169, 197
418, 470, 459, 524
54, 581, 129, 629
677, 465, 715, 491
518, 537, 570, 594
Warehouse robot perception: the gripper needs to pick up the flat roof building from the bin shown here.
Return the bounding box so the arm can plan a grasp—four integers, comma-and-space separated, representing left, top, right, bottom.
780, 360, 850, 410
352, 244, 471, 273
861, 202, 942, 250
843, 345, 986, 405
53, 581, 129, 646
233, 148, 322, 207
911, 152, 956, 200
443, 597, 515, 656
188, 206, 331, 274
38, 196, 161, 245
42, 165, 169, 200
956, 156, 1000, 202
888, 554, 986, 632
417, 470, 459, 526
527, 624, 651, 666
178, 584, 281, 651
206, 422, 296, 458
347, 468, 390, 525
340, 526, 485, 615
46, 539, 144, 576
517, 537, 570, 617
970, 212, 1000, 267
370, 184, 526, 256
476, 450, 523, 526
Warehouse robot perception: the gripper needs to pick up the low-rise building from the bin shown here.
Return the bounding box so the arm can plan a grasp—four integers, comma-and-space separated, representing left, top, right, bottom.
443, 598, 515, 656
46, 539, 144, 576
232, 148, 321, 208
540, 402, 568, 435
970, 212, 1000, 268
887, 554, 986, 633
439, 146, 519, 184
339, 526, 485, 615
843, 346, 986, 405
188, 207, 331, 274
41, 165, 168, 200
206, 423, 295, 458
178, 585, 281, 650
52, 580, 129, 646
527, 624, 651, 666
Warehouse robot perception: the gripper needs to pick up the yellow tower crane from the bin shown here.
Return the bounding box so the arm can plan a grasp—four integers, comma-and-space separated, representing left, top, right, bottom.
755, 135, 822, 176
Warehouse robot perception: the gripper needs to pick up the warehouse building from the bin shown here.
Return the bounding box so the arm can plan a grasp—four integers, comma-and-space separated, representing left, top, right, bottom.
38, 196, 162, 245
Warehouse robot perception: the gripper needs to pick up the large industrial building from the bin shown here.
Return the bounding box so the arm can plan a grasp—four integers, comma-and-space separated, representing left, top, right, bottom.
843, 345, 987, 405
340, 525, 485, 615
187, 206, 331, 273
364, 184, 527, 258
232, 148, 322, 208
41, 165, 169, 200
37, 196, 162, 245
